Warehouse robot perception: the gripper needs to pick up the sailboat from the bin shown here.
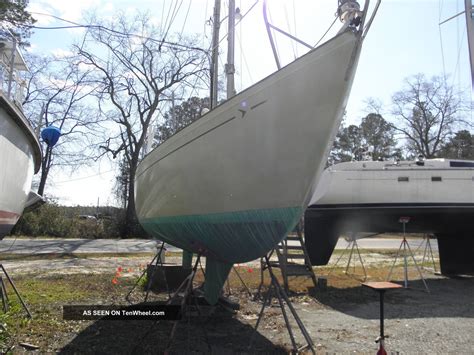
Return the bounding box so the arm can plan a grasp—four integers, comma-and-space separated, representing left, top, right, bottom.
305, 1, 474, 277
304, 158, 474, 275
135, 0, 379, 304
0, 31, 42, 238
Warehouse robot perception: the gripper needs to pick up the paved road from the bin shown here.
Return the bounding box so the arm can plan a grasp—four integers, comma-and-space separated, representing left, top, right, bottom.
0, 236, 437, 254
336, 236, 438, 251
0, 238, 179, 254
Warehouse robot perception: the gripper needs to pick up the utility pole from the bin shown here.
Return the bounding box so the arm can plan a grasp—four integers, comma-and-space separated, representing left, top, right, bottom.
210, 0, 221, 108
226, 0, 236, 99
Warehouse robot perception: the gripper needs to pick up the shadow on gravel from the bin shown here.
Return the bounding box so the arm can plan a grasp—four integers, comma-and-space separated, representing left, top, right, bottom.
310, 276, 474, 320
59, 304, 287, 354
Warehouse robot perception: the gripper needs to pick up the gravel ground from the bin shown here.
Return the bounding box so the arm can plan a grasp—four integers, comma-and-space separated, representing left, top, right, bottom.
292, 276, 474, 354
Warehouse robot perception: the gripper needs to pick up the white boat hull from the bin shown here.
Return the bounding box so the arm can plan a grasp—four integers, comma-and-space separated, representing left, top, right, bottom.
0, 94, 41, 238
310, 160, 474, 207
135, 30, 362, 265
305, 159, 474, 275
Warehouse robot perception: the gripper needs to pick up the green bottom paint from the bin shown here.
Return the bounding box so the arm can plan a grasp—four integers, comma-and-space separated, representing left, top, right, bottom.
140, 206, 303, 305
140, 206, 303, 264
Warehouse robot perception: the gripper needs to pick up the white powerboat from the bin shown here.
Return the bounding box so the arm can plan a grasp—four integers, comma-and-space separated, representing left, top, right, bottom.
0, 33, 42, 238
305, 159, 474, 275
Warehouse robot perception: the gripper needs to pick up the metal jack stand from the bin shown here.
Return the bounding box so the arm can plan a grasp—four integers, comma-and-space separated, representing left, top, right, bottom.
250, 253, 315, 354
130, 255, 202, 355
362, 282, 402, 355
225, 266, 253, 298
420, 234, 438, 273
329, 232, 367, 281
166, 255, 202, 351
125, 242, 167, 304
387, 217, 429, 293
0, 264, 31, 318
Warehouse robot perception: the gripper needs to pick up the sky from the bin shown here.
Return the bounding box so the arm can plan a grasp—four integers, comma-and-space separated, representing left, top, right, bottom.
24, 0, 473, 206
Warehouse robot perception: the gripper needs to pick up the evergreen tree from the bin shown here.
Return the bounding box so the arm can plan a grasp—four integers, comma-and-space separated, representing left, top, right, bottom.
0, 0, 36, 44
438, 130, 474, 160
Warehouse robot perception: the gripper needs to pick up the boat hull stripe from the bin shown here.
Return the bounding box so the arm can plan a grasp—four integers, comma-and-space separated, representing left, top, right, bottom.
308, 203, 474, 210
0, 210, 20, 239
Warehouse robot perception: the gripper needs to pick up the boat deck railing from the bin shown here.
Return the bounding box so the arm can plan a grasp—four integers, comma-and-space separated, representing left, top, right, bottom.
0, 30, 27, 110
0, 65, 26, 106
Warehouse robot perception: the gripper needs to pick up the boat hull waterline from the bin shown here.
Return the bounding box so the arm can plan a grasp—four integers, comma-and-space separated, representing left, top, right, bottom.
135, 30, 362, 302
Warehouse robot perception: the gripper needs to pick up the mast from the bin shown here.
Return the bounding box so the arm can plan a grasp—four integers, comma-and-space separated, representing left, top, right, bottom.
226, 0, 236, 99
210, 0, 221, 109
465, 0, 474, 88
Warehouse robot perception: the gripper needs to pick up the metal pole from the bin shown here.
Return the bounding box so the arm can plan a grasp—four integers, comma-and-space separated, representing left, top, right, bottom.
346, 240, 355, 274
210, 0, 221, 108
387, 240, 404, 281
264, 255, 315, 353
262, 0, 281, 69
171, 90, 176, 132
226, 0, 236, 99
465, 0, 474, 88
7, 36, 17, 98
355, 239, 367, 281
406, 240, 430, 293
166, 255, 201, 349
403, 222, 408, 288
0, 265, 32, 318
380, 290, 385, 339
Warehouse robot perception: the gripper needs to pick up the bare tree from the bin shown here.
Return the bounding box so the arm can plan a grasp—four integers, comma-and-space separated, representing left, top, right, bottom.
391, 74, 470, 158
74, 12, 208, 236
22, 54, 101, 196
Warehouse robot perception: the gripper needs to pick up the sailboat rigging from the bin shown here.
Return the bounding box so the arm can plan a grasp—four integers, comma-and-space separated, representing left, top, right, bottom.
135, 0, 380, 304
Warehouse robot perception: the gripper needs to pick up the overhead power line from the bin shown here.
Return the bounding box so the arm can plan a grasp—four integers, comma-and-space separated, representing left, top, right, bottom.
53, 169, 115, 184
28, 11, 209, 54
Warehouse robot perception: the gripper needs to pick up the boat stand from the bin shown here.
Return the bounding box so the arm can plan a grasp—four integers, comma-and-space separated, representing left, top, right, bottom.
328, 232, 367, 281
0, 264, 32, 318
225, 266, 253, 298
129, 254, 203, 354
362, 281, 403, 355
420, 234, 438, 273
387, 218, 429, 293
165, 254, 202, 351
125, 241, 168, 304
250, 253, 315, 354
